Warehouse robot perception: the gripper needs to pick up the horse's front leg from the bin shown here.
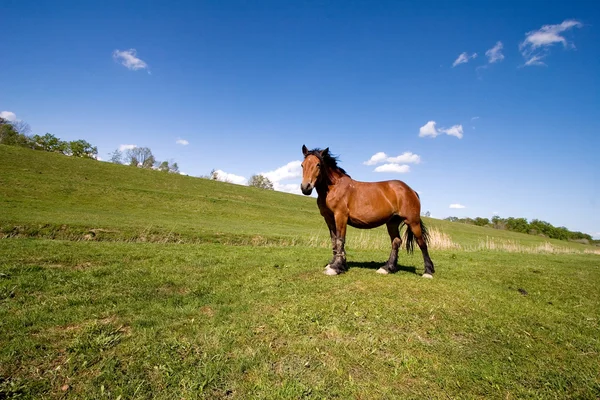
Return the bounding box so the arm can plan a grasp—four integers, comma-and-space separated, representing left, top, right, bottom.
324, 216, 337, 269
324, 213, 348, 276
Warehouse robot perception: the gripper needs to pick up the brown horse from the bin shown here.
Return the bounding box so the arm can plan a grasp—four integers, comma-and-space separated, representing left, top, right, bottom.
301, 145, 435, 278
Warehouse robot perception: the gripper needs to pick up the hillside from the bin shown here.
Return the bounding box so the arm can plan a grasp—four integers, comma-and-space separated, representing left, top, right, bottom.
0, 145, 596, 254
1, 145, 318, 244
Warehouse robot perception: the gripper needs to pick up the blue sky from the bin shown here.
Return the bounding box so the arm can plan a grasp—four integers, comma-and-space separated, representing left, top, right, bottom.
1, 0, 599, 238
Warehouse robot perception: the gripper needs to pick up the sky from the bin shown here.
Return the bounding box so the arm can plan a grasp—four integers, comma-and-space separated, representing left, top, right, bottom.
1, 0, 599, 238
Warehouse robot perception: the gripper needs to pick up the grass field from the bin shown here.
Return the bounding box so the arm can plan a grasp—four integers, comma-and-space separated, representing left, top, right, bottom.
1, 145, 599, 399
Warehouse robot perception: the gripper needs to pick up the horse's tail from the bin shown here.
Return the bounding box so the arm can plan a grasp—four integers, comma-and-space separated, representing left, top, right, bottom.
403, 219, 429, 254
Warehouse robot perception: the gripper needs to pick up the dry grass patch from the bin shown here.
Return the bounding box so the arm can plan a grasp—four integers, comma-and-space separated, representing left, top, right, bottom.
472, 237, 595, 254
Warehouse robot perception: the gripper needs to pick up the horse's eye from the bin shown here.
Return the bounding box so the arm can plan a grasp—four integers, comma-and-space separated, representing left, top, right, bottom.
317, 163, 321, 168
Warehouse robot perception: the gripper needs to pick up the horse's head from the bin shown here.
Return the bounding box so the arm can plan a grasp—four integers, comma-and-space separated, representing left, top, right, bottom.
301, 145, 329, 195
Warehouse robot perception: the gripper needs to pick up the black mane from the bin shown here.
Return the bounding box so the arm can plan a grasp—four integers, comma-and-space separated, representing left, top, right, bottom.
305, 148, 350, 177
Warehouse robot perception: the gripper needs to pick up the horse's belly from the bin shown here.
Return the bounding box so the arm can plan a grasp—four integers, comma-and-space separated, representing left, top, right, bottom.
348, 216, 387, 229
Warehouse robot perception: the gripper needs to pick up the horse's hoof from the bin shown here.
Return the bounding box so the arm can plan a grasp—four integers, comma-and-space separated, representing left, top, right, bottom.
324, 264, 330, 269
376, 268, 389, 275
422, 273, 433, 279
324, 266, 340, 276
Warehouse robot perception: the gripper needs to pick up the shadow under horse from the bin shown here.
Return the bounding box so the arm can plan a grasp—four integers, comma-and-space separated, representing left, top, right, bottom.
300, 145, 435, 278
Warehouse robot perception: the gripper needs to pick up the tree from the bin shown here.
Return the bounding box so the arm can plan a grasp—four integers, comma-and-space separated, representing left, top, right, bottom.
158, 161, 170, 172
0, 117, 17, 143
142, 154, 155, 169
491, 215, 508, 230
10, 120, 31, 136
156, 160, 179, 173
0, 117, 32, 147
474, 217, 490, 227
124, 147, 154, 168
109, 149, 123, 164
69, 140, 98, 158
32, 133, 67, 153
248, 174, 274, 190
130, 157, 139, 167
505, 217, 529, 234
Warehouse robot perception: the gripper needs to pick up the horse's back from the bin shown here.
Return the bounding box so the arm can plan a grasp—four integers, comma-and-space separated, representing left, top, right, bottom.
345, 179, 421, 227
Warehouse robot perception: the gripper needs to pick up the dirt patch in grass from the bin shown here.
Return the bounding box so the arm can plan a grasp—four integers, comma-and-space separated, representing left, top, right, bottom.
199, 306, 215, 318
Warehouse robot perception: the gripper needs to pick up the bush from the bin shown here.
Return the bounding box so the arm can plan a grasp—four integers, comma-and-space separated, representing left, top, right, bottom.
248, 174, 274, 190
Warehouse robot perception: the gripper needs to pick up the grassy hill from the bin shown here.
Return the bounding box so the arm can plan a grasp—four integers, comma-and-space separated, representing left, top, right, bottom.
1, 145, 599, 399
0, 145, 319, 245
1, 145, 595, 253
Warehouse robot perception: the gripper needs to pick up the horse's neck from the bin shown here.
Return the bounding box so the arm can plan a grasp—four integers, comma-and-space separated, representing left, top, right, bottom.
316, 168, 347, 195
315, 183, 329, 197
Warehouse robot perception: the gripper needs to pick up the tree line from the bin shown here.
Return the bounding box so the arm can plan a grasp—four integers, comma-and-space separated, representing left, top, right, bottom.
2, 116, 275, 189
0, 116, 181, 174
1, 117, 97, 158
108, 147, 179, 173
199, 169, 274, 190
444, 215, 595, 244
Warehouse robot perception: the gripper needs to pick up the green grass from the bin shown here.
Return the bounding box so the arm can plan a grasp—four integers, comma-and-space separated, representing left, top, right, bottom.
1, 145, 599, 399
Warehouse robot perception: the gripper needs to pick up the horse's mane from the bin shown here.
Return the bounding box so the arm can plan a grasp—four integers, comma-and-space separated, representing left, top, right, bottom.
305, 148, 350, 178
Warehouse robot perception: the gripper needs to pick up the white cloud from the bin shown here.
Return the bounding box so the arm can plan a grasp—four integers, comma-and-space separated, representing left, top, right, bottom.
485, 41, 504, 63
364, 152, 388, 166
387, 152, 421, 164
364, 151, 420, 165
449, 203, 466, 209
419, 121, 439, 137
176, 139, 189, 146
0, 111, 18, 122
119, 144, 137, 152
419, 121, 463, 139
112, 49, 150, 72
260, 160, 304, 195
524, 55, 546, 67
471, 116, 480, 121
273, 182, 303, 195
439, 124, 464, 139
374, 164, 410, 173
213, 170, 247, 185
519, 19, 583, 66
452, 52, 477, 67
261, 160, 302, 183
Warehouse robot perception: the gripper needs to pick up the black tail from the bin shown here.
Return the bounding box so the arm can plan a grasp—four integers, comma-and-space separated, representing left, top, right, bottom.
403, 220, 429, 254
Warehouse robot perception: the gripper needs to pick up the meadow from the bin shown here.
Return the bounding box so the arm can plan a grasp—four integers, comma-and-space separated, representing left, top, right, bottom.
1, 145, 599, 399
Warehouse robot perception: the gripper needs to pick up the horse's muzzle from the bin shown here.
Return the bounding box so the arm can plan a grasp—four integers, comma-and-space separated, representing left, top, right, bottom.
301, 183, 313, 196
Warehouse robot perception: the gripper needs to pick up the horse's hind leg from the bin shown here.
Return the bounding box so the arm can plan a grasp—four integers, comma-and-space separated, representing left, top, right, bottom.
377, 218, 402, 274
408, 221, 435, 278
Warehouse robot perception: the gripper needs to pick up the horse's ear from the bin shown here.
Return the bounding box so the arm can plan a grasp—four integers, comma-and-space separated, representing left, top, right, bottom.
302, 144, 309, 156
320, 148, 329, 158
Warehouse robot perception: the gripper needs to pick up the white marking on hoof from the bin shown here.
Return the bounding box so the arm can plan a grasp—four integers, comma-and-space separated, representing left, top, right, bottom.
324, 266, 339, 276
324, 264, 330, 269
422, 273, 433, 279
376, 268, 389, 275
